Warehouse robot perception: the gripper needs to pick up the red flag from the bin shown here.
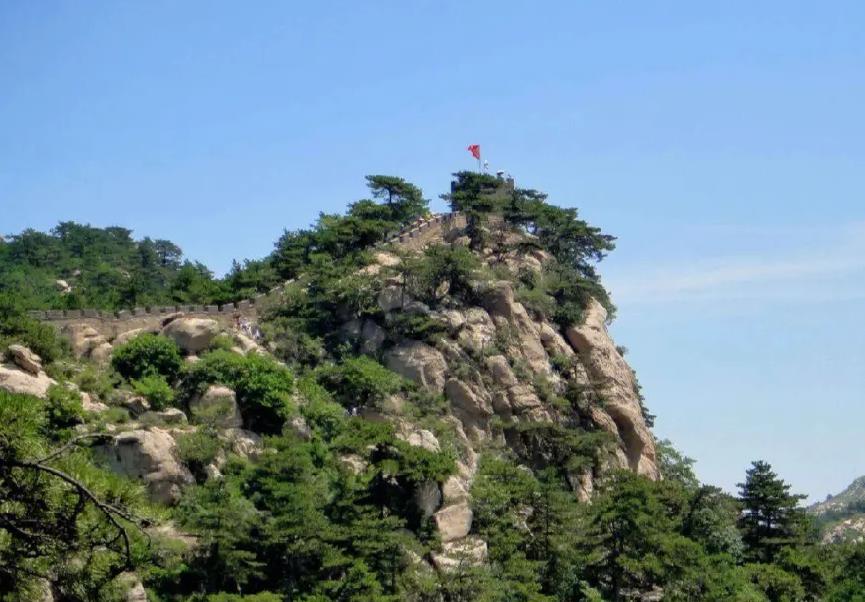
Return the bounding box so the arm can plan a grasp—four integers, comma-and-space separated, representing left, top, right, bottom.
467, 144, 481, 160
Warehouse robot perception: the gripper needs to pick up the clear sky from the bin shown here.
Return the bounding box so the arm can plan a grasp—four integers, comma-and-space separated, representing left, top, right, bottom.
2, 1, 864, 501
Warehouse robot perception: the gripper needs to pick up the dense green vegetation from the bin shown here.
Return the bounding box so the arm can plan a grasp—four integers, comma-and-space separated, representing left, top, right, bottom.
3, 173, 865, 600
0, 389, 151, 600
0, 222, 228, 310
447, 171, 616, 323
0, 175, 427, 312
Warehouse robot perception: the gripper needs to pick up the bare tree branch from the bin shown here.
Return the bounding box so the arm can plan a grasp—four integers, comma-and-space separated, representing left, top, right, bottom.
10, 459, 142, 568
34, 433, 113, 464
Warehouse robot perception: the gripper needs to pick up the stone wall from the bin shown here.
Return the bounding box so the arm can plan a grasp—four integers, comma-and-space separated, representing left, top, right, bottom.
28, 211, 465, 338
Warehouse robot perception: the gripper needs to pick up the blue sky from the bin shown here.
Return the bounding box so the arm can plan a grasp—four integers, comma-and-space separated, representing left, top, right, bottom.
2, 1, 864, 501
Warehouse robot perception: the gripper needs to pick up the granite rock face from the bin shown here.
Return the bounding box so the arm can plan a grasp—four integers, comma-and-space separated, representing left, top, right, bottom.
565, 299, 658, 479
96, 428, 194, 505
160, 318, 220, 354
384, 340, 448, 393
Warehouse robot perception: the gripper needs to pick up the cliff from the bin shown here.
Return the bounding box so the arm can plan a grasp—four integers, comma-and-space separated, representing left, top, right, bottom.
0, 174, 662, 599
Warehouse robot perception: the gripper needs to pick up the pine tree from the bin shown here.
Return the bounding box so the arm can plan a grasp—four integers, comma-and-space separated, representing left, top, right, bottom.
737, 460, 807, 563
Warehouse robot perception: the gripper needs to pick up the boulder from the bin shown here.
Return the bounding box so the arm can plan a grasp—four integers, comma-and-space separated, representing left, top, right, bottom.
538, 322, 574, 358
339, 453, 368, 475
82, 394, 110, 413
406, 429, 441, 453
233, 332, 264, 355
414, 480, 442, 518
34, 578, 54, 602
377, 285, 406, 312
113, 328, 145, 346
89, 341, 113, 364
504, 253, 542, 274
189, 385, 242, 428
433, 502, 473, 542
431, 536, 487, 571
0, 363, 55, 398
119, 394, 150, 416
55, 279, 72, 294
491, 390, 512, 416
442, 475, 469, 504
445, 379, 493, 419
380, 393, 406, 414
7, 344, 42, 375
507, 384, 543, 413
403, 300, 431, 315
528, 248, 552, 264
126, 581, 147, 602
96, 429, 194, 504
360, 319, 387, 354
484, 355, 516, 387
63, 324, 109, 359
457, 308, 496, 354
359, 252, 401, 276
384, 341, 447, 393
437, 309, 466, 331
225, 428, 262, 458
567, 468, 595, 503
140, 408, 188, 425
160, 312, 184, 327
160, 318, 220, 354
565, 299, 658, 479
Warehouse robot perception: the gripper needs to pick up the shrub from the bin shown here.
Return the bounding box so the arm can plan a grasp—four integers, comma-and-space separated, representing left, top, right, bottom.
387, 312, 448, 345
533, 373, 556, 403
0, 293, 68, 363
510, 357, 531, 382
72, 363, 116, 398
100, 406, 130, 424
549, 352, 573, 375
317, 356, 403, 410
183, 350, 294, 434
403, 244, 480, 305
111, 333, 183, 381
132, 374, 176, 411
44, 384, 84, 432
209, 334, 236, 352
177, 429, 223, 482
515, 285, 556, 321
490, 322, 517, 356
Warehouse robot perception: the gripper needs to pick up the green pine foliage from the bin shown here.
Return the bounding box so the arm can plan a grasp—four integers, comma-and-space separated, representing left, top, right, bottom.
181, 350, 295, 434
316, 356, 404, 410
738, 460, 810, 564
0, 390, 152, 599
0, 293, 69, 363
4, 172, 865, 601
111, 333, 184, 381
271, 176, 429, 281
402, 244, 481, 306
0, 222, 230, 310
131, 374, 176, 410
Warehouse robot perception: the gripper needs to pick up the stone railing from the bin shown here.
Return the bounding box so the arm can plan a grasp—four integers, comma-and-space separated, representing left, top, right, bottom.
30, 211, 465, 325
379, 211, 462, 246
27, 298, 262, 322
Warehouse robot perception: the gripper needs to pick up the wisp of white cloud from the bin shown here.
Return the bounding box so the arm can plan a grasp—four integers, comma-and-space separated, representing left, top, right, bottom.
606, 222, 865, 305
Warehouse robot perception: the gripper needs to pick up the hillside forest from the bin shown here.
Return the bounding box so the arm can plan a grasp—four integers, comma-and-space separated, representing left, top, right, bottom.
1, 173, 864, 601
